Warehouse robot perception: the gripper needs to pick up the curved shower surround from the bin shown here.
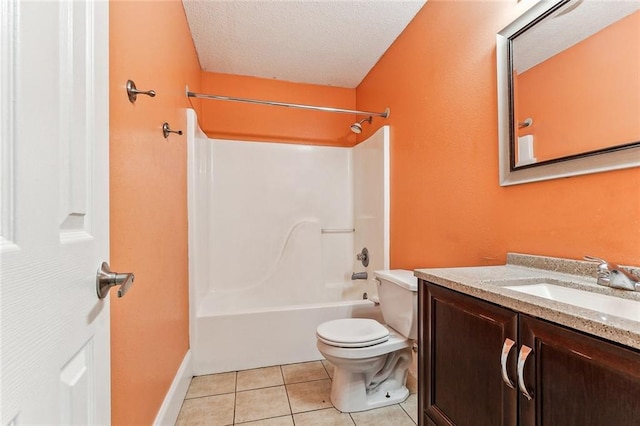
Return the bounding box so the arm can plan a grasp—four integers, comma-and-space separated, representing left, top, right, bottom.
186, 109, 389, 374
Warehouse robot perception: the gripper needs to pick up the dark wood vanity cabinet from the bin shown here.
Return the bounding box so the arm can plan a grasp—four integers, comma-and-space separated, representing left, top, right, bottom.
419, 283, 518, 426
519, 315, 640, 426
418, 281, 640, 426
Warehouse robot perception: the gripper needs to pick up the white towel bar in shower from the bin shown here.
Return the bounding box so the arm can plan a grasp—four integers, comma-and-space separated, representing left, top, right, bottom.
321, 228, 355, 234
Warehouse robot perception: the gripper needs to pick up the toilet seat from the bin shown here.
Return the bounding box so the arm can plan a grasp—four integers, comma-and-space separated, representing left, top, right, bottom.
317, 334, 390, 348
316, 318, 390, 348
317, 330, 411, 360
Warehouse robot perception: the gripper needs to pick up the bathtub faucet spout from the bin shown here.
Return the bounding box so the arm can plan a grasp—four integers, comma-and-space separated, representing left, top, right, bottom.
351, 272, 368, 280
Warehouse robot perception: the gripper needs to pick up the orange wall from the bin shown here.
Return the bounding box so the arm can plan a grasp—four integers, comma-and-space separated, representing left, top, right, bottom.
356, 0, 640, 268
106, 2, 640, 423
109, 0, 201, 424
199, 72, 357, 146
517, 11, 640, 161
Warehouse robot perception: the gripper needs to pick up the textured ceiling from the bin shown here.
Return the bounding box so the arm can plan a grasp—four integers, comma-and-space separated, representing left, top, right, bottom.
182, 0, 426, 88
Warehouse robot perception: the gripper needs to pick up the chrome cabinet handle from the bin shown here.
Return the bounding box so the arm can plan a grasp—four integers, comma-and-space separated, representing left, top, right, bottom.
500, 338, 516, 389
96, 262, 135, 299
517, 344, 534, 400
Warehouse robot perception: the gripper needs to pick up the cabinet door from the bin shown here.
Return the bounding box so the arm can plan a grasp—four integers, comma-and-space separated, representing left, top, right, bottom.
422, 283, 518, 426
519, 315, 640, 426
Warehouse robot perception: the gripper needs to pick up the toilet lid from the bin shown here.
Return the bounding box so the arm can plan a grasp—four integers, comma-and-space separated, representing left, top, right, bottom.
316, 319, 389, 348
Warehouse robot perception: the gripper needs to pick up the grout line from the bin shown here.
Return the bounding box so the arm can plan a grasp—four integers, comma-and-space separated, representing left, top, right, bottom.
236, 383, 286, 392
279, 359, 325, 368
278, 363, 286, 385
320, 358, 331, 375
398, 402, 417, 425
236, 382, 287, 392
349, 413, 356, 425
232, 370, 238, 426
234, 414, 293, 425
285, 377, 332, 388
233, 414, 293, 426
183, 391, 236, 401
282, 364, 295, 421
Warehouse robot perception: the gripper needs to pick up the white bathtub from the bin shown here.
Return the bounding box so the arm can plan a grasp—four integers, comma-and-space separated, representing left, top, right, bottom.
186, 108, 390, 375
192, 296, 381, 375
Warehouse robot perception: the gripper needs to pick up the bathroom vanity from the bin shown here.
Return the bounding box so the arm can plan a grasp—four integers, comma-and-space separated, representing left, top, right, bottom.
415, 253, 640, 426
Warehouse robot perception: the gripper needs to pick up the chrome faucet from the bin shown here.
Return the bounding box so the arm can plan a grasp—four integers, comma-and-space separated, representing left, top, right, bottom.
584, 256, 640, 291
351, 272, 368, 280
356, 247, 369, 267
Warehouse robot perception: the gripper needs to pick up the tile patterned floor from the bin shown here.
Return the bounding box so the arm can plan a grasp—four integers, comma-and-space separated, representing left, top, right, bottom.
176, 360, 418, 425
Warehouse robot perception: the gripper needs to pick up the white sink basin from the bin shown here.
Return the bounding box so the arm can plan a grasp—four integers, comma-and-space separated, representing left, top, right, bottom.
504, 283, 640, 322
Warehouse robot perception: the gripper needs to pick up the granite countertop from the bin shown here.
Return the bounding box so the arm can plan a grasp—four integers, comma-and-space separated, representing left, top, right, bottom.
414, 253, 640, 350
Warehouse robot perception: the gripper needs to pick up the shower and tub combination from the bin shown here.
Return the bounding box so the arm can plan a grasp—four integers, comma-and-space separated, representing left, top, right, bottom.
186, 108, 390, 375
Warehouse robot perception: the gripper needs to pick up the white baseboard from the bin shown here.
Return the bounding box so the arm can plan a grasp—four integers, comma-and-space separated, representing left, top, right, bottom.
153, 350, 193, 426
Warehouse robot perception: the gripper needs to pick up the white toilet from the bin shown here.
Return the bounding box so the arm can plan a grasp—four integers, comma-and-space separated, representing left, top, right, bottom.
316, 269, 417, 413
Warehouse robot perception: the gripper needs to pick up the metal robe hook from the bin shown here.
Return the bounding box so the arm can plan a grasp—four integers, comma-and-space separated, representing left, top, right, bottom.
518, 117, 533, 129
162, 122, 183, 139
126, 79, 156, 103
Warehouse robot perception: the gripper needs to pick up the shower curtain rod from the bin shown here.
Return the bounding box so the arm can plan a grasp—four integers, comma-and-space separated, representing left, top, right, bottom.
187, 91, 390, 118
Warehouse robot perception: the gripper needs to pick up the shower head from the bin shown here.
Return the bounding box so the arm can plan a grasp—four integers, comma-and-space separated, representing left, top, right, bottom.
350, 116, 373, 134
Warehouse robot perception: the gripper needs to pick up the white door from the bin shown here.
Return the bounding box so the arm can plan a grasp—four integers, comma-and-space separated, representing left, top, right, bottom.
1, 0, 111, 424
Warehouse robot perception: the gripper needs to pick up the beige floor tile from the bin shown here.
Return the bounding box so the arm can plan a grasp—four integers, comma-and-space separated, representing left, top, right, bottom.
175, 393, 235, 426
235, 386, 291, 423
235, 415, 294, 425
185, 371, 237, 399
286, 379, 333, 413
281, 361, 329, 384
321, 360, 334, 379
400, 393, 418, 424
350, 404, 416, 426
406, 373, 418, 394
293, 407, 355, 425
237, 366, 284, 391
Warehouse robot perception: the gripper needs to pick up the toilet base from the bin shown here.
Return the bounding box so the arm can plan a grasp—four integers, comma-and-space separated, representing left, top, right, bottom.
330, 374, 410, 413
328, 348, 412, 413
316, 328, 414, 413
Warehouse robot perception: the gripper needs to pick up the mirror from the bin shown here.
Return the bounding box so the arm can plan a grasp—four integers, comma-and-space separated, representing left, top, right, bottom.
497, 0, 640, 186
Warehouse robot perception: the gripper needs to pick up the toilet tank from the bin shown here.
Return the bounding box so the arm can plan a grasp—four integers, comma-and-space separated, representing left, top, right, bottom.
374, 270, 418, 339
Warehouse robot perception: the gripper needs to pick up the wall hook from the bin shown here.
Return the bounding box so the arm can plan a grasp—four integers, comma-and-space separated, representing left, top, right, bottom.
162, 122, 183, 139
126, 79, 156, 103
518, 117, 533, 129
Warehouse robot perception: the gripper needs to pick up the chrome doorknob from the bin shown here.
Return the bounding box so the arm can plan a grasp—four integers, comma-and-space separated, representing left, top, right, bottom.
96, 262, 135, 299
